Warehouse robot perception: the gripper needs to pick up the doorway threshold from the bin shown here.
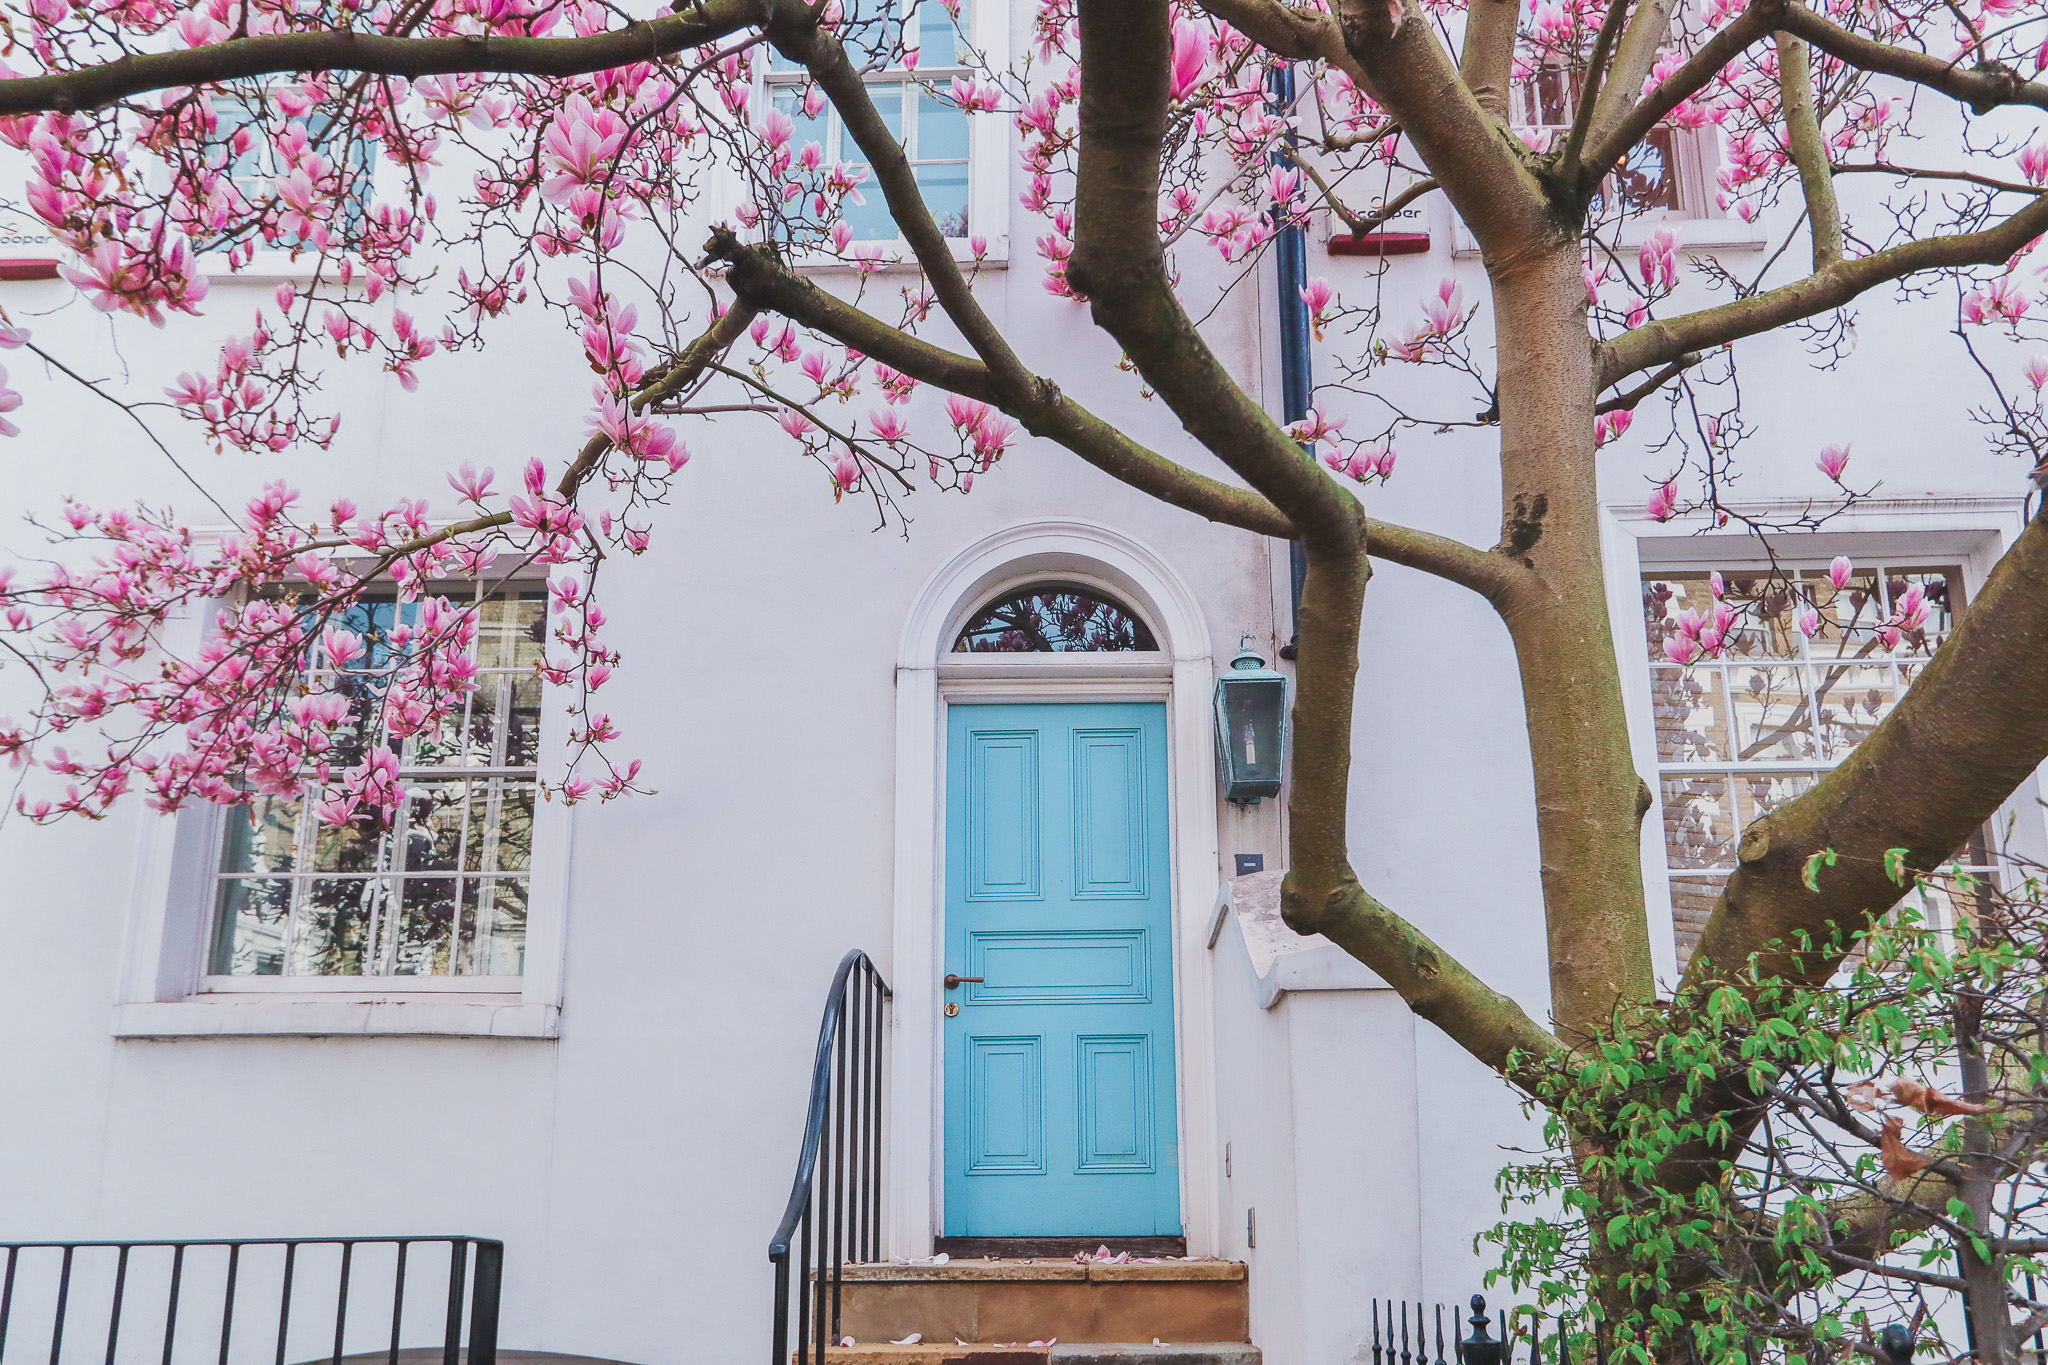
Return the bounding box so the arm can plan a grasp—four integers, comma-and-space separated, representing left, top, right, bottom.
933, 1237, 1188, 1258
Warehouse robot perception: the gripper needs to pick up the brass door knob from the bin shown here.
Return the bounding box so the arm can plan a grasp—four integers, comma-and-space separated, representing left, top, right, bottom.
943, 974, 984, 989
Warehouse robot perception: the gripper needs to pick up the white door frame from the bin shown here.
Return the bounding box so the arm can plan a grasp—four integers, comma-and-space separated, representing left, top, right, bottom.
889, 520, 1222, 1256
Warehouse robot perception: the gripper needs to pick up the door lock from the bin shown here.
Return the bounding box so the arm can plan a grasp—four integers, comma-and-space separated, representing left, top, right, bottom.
945, 1002, 960, 1017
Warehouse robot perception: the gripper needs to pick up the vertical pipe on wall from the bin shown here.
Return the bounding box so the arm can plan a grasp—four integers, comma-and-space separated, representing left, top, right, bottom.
1269, 62, 1313, 655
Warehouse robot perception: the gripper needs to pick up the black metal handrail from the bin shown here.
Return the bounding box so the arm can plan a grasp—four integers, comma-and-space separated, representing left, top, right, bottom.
768, 950, 891, 1365
0, 1237, 500, 1365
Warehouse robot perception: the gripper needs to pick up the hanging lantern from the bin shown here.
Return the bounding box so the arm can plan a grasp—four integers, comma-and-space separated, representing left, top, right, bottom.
1214, 639, 1288, 804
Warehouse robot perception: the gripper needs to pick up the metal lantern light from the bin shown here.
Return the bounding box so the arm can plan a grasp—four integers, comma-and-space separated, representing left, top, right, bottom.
1215, 637, 1288, 804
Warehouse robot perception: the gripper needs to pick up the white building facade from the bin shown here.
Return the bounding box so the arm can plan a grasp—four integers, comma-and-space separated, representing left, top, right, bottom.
0, 8, 2043, 1363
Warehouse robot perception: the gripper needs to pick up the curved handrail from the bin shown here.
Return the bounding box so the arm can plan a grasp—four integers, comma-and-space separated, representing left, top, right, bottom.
768, 949, 889, 1257
767, 950, 892, 1365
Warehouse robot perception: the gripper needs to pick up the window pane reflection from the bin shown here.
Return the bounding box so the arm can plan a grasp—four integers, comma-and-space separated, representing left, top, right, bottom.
209, 587, 541, 979
1644, 561, 1993, 967
953, 585, 1158, 652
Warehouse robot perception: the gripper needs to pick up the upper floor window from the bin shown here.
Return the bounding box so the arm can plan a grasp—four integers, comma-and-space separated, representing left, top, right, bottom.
209, 585, 544, 980
765, 1, 975, 241
953, 584, 1158, 652
1644, 561, 1994, 964
207, 84, 376, 251
1515, 60, 1709, 218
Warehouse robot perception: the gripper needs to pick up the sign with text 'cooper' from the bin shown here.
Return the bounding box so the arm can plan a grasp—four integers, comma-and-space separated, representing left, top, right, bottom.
1327, 169, 1432, 256
0, 224, 60, 280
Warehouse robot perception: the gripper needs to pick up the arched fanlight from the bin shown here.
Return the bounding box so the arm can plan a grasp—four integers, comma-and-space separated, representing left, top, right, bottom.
952, 583, 1159, 653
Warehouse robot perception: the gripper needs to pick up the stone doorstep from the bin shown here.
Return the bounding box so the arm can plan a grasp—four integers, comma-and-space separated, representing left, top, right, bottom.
818, 1344, 1260, 1365
835, 1261, 1247, 1284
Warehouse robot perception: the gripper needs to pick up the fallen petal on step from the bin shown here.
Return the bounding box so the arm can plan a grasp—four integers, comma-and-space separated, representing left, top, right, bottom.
891, 1334, 922, 1345
840, 1339, 854, 1348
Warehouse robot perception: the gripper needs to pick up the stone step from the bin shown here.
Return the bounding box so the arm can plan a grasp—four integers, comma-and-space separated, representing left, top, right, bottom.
818, 1343, 1259, 1365
829, 1260, 1249, 1347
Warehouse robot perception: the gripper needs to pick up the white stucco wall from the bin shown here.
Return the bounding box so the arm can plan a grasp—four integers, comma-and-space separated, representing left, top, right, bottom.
0, 35, 2042, 1365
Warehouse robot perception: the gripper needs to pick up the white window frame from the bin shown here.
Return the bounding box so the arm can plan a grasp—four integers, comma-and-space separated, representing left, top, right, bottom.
188, 83, 384, 282
1601, 494, 2047, 987
1451, 58, 1767, 255
111, 580, 572, 1038
745, 0, 1012, 270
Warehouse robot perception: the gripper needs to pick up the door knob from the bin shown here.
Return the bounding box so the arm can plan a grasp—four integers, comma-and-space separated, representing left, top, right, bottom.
943, 974, 984, 989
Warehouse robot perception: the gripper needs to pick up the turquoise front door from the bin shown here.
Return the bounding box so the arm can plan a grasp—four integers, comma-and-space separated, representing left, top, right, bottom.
943, 702, 1180, 1238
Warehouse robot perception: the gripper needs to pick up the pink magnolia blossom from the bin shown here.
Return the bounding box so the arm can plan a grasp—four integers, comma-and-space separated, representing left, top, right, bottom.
1639, 226, 1682, 291
0, 367, 22, 437
1816, 444, 1851, 481
1964, 275, 2029, 327
1830, 555, 1856, 589
950, 77, 1000, 113
2022, 142, 2048, 187
1646, 480, 1678, 522
1169, 20, 1210, 102
1299, 277, 1333, 339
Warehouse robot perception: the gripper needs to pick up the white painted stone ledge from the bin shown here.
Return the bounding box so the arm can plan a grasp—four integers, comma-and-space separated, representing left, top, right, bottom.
110, 998, 558, 1039
1207, 871, 1388, 1009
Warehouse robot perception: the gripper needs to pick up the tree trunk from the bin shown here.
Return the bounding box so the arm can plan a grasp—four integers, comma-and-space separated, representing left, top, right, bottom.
1487, 240, 1658, 1041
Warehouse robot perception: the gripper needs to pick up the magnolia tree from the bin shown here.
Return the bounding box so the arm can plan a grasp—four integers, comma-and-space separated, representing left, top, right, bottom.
4, 0, 2048, 1351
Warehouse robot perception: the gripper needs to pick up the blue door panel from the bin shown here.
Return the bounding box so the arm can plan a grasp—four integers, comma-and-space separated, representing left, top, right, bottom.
944, 702, 1179, 1238
969, 930, 1147, 1003
1073, 729, 1149, 898
968, 732, 1042, 900
966, 1036, 1045, 1173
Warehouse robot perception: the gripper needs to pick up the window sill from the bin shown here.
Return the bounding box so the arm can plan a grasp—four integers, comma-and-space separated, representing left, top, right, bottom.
1450, 213, 1767, 257
787, 235, 1009, 275
195, 250, 332, 283
111, 997, 558, 1039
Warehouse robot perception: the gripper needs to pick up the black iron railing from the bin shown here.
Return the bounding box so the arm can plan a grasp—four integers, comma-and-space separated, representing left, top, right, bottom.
768, 950, 891, 1365
0, 1238, 501, 1365
1375, 1292, 1930, 1365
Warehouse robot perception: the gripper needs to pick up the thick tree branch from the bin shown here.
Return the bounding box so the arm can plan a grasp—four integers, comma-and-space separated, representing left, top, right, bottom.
1458, 0, 1520, 122
1559, 0, 1634, 183
1202, 0, 1555, 257
1196, 0, 1371, 87
1596, 192, 2048, 387
1777, 2, 2048, 113
1744, 1175, 1957, 1286
760, 0, 1038, 402
1580, 2, 1776, 192
1307, 880, 1568, 1079
1362, 518, 1541, 605
1775, 32, 1843, 271
1583, 0, 1682, 157
1068, 0, 1360, 554
708, 232, 1299, 537
1681, 510, 2048, 994
0, 0, 753, 116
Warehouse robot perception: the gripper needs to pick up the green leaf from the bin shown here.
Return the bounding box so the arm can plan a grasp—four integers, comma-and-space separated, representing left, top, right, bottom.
1802, 848, 1838, 892
1885, 848, 1911, 885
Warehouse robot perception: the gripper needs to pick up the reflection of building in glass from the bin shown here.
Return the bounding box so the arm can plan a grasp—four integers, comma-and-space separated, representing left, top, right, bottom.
1642, 562, 1993, 962
954, 584, 1158, 653
764, 2, 974, 241
209, 585, 545, 980
1515, 61, 1691, 216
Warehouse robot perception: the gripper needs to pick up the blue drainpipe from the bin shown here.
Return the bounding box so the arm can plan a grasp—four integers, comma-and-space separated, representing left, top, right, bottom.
1269, 62, 1312, 657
